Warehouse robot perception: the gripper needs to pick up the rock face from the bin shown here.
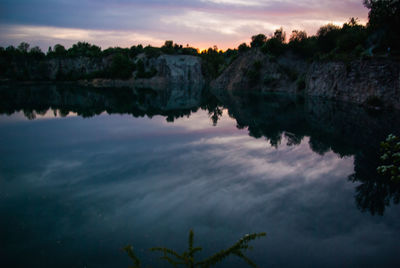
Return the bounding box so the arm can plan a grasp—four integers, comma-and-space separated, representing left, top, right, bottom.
306, 59, 400, 109
78, 54, 205, 92
211, 50, 400, 109
211, 49, 308, 93
2, 53, 205, 91
46, 57, 108, 80
135, 54, 205, 89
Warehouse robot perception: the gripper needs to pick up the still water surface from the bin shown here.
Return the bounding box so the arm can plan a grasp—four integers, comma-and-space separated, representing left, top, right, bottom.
1, 85, 400, 267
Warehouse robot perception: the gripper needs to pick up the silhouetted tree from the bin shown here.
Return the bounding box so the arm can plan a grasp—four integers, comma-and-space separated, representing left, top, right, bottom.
238, 42, 250, 53
250, 34, 267, 48
317, 24, 341, 53
261, 28, 287, 56
17, 42, 30, 53
161, 40, 175, 54
363, 0, 400, 49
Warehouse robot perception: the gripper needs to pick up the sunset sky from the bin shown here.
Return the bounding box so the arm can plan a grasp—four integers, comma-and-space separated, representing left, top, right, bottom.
0, 0, 368, 51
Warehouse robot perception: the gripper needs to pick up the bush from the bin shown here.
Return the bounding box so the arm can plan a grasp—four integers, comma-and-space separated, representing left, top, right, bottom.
317, 24, 341, 53
144, 46, 161, 58
238, 43, 250, 53
161, 40, 175, 54
250, 34, 267, 48
108, 53, 135, 79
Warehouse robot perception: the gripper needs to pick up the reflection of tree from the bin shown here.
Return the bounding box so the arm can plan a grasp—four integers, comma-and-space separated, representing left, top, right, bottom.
349, 170, 400, 216
209, 106, 223, 126
200, 90, 224, 126
349, 136, 400, 216
214, 90, 400, 215
0, 85, 205, 123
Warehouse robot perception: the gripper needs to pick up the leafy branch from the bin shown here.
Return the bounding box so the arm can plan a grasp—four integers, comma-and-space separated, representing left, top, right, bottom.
377, 134, 400, 182
124, 230, 266, 268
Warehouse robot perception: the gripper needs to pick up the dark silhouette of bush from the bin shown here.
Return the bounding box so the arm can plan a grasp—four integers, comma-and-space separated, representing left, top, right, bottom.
161, 40, 175, 54
238, 43, 250, 53
261, 28, 287, 56
200, 46, 225, 78
144, 45, 161, 58
129, 45, 144, 58
108, 53, 135, 79
317, 24, 341, 53
364, 0, 400, 51
336, 18, 367, 53
250, 34, 267, 48
66, 42, 101, 58
102, 47, 130, 57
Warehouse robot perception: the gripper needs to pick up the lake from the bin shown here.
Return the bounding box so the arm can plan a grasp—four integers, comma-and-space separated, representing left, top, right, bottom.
1, 84, 400, 267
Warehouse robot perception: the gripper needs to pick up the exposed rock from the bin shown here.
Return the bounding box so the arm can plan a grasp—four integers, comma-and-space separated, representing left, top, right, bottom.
46, 57, 108, 80
211, 50, 400, 109
211, 49, 307, 93
306, 59, 400, 109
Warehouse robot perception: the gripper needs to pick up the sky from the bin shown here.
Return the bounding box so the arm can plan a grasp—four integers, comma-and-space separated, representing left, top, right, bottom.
0, 0, 368, 51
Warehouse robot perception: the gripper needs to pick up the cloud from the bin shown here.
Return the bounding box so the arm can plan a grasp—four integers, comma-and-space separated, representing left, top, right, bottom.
0, 0, 368, 50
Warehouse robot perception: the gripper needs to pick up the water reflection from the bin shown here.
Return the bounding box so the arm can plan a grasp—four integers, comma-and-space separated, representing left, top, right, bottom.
0, 83, 210, 122
1, 85, 400, 216
213, 89, 400, 215
1, 84, 400, 267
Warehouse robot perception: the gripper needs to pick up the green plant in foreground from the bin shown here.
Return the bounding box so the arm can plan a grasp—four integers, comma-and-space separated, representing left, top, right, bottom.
377, 134, 400, 182
124, 230, 266, 268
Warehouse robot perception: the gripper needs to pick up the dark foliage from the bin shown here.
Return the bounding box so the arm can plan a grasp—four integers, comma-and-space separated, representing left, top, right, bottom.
107, 53, 135, 79
124, 230, 266, 268
364, 0, 400, 50
135, 59, 157, 79
238, 43, 250, 53
250, 34, 267, 48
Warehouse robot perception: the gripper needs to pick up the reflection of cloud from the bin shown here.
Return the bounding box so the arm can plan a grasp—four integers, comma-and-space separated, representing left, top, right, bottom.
162, 109, 236, 130
0, 110, 78, 123
1, 109, 399, 267
190, 135, 353, 180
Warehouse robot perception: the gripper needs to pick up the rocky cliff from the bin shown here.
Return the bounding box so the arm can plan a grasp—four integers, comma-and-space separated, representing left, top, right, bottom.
211, 49, 308, 93
306, 59, 400, 109
2, 53, 205, 90
211, 49, 400, 109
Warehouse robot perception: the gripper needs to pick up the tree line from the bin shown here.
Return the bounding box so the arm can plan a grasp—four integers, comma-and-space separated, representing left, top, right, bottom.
0, 0, 398, 81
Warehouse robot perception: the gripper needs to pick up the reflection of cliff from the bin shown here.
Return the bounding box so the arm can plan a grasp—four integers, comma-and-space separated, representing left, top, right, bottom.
0, 84, 204, 121
212, 89, 400, 155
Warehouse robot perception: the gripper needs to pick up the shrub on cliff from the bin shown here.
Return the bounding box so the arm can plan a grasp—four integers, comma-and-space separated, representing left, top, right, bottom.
108, 53, 135, 79
200, 46, 225, 79
261, 28, 287, 56
364, 0, 400, 51
316, 24, 341, 54
144, 45, 161, 58
238, 43, 250, 53
67, 42, 101, 58
250, 34, 267, 48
